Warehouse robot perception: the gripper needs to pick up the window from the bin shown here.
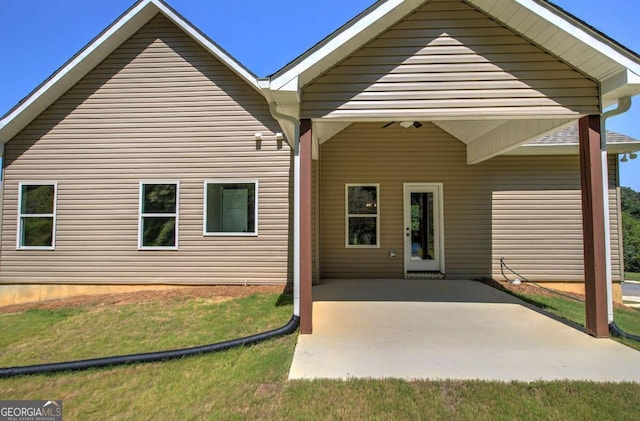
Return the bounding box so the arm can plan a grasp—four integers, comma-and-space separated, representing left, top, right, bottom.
17, 182, 57, 249
139, 182, 178, 249
204, 181, 257, 236
345, 184, 379, 248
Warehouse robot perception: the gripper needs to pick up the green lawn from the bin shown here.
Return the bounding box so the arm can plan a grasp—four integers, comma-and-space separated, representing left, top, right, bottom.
2, 292, 640, 420
625, 272, 640, 281
500, 285, 640, 351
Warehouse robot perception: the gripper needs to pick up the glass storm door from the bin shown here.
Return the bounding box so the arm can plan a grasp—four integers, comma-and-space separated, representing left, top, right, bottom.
403, 184, 442, 273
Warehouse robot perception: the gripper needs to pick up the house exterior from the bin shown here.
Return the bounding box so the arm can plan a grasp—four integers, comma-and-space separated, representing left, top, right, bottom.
2, 0, 640, 337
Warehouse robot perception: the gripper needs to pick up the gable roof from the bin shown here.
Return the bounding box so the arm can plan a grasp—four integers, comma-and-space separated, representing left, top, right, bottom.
2, 0, 640, 159
262, 0, 640, 163
0, 0, 260, 144
268, 0, 640, 100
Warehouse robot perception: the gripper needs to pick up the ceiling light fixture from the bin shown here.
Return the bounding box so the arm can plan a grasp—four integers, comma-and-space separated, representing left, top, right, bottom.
630, 152, 638, 160
399, 121, 422, 129
621, 154, 628, 162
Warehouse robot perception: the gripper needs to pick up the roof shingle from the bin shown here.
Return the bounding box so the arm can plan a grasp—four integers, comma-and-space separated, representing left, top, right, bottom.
529, 125, 639, 145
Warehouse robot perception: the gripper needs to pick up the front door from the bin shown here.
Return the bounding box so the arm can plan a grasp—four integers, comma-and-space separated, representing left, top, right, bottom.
403, 183, 443, 273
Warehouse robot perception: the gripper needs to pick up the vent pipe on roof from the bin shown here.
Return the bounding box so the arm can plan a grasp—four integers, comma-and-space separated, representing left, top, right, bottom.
600, 96, 632, 324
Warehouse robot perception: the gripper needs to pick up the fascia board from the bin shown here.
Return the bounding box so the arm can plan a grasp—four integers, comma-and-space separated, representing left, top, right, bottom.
506, 142, 640, 156
0, 0, 160, 142
471, 0, 640, 77
153, 0, 260, 91
602, 70, 640, 100
270, 0, 422, 91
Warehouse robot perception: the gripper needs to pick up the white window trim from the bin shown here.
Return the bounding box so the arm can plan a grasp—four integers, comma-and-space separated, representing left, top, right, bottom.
17, 181, 58, 250
345, 183, 380, 249
138, 181, 179, 250
203, 179, 259, 237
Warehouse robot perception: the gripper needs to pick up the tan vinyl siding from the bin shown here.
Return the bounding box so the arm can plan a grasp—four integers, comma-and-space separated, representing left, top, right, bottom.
1, 15, 291, 285
319, 122, 621, 282
302, 0, 598, 120
491, 170, 621, 282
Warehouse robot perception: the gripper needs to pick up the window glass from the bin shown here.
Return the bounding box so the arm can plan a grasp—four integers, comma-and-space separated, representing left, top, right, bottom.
346, 185, 379, 247
140, 183, 178, 248
21, 184, 54, 214
142, 216, 176, 248
19, 184, 56, 249
347, 185, 377, 214
205, 182, 256, 234
142, 184, 176, 214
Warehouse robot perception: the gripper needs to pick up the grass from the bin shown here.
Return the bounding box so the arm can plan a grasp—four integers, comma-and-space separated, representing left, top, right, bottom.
625, 272, 640, 281
501, 285, 640, 351
514, 284, 640, 351
1, 291, 640, 420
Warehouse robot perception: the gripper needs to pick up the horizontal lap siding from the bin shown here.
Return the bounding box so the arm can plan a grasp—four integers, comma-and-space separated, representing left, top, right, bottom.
491, 156, 621, 282
319, 123, 621, 282
303, 0, 598, 119
1, 15, 292, 285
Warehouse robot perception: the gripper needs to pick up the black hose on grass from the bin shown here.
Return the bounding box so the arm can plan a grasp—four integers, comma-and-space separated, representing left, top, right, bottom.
609, 321, 640, 342
0, 315, 299, 378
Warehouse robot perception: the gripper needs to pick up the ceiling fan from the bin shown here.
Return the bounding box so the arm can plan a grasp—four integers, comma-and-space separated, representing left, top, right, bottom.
381, 121, 423, 129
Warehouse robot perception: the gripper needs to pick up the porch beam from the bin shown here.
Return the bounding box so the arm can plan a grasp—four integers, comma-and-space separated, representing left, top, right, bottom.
578, 115, 609, 338
299, 119, 313, 334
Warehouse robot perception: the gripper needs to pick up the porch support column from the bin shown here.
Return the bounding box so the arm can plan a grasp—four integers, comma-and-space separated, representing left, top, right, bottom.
299, 119, 313, 334
578, 115, 609, 338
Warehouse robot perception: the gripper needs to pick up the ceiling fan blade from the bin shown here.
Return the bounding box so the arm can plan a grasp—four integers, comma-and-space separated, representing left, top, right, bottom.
381, 122, 395, 128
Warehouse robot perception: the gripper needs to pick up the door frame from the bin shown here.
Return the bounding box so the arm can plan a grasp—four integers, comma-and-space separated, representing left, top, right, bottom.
403, 183, 445, 274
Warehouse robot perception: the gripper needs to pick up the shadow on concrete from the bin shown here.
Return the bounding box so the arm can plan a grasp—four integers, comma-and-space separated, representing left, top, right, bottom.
313, 278, 586, 333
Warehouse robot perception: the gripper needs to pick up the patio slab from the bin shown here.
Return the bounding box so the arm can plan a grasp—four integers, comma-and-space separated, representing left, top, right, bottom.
288, 278, 640, 382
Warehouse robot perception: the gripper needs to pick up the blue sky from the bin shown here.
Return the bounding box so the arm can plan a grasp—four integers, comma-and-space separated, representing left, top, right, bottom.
1, 0, 639, 189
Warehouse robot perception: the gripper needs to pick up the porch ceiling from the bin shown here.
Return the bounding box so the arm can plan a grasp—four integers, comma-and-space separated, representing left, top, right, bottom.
312, 117, 577, 164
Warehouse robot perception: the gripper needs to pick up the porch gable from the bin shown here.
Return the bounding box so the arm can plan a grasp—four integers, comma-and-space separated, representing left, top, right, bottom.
302, 0, 599, 122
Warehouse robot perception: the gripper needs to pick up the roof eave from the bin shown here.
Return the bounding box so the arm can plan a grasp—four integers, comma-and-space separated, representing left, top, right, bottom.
471, 0, 640, 78
269, 0, 425, 91
268, 0, 640, 104
506, 142, 640, 156
0, 0, 261, 144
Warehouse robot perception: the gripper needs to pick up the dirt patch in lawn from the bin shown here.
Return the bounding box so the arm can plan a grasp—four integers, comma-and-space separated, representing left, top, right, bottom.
0, 285, 287, 314
482, 278, 583, 300
482, 278, 631, 310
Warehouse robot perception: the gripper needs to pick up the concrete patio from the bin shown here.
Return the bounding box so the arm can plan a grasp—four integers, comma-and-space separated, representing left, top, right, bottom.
289, 279, 640, 382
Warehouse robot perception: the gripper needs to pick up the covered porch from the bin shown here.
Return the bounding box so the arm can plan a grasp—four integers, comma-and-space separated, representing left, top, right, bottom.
293, 115, 611, 338
260, 0, 640, 337
289, 278, 640, 381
